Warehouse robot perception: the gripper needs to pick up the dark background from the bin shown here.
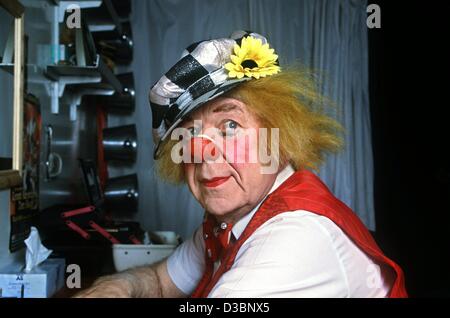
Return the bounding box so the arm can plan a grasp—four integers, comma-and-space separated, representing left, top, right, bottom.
369, 1, 450, 296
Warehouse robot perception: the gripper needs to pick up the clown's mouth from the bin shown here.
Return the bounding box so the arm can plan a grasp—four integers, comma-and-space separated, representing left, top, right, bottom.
201, 176, 231, 188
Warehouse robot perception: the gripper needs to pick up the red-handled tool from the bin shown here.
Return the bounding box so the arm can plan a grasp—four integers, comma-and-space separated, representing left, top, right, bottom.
129, 234, 142, 244
89, 221, 121, 244
65, 220, 91, 240
61, 205, 95, 218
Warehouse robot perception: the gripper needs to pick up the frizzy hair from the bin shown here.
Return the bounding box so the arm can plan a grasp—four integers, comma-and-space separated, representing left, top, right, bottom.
155, 66, 344, 183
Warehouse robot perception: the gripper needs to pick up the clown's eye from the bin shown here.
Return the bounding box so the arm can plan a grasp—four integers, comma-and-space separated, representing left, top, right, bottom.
188, 126, 201, 137
226, 120, 238, 129
222, 120, 240, 136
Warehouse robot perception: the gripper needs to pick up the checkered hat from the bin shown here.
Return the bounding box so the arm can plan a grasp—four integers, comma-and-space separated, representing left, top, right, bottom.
149, 30, 276, 159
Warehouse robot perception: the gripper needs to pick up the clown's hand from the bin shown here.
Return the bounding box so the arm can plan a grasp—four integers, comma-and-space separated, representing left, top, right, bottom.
73, 259, 185, 298
73, 274, 133, 298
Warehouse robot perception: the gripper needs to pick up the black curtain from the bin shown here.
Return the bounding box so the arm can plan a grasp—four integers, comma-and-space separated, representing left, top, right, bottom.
369, 0, 450, 297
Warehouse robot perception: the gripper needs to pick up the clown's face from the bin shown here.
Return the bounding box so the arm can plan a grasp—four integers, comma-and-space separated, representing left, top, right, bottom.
180, 97, 278, 223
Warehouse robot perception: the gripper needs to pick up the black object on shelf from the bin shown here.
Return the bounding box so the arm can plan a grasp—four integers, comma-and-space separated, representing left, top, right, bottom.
91, 20, 133, 65
78, 73, 135, 111
100, 72, 135, 112
101, 84, 134, 112
92, 21, 132, 42
96, 34, 133, 65
104, 174, 139, 214
83, 0, 123, 36
102, 124, 137, 162
116, 72, 134, 94
111, 0, 131, 19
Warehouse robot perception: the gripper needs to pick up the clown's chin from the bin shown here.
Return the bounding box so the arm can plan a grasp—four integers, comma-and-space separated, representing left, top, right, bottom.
201, 195, 243, 218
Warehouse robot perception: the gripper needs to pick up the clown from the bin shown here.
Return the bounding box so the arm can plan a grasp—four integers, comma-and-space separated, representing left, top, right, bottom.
77, 31, 407, 298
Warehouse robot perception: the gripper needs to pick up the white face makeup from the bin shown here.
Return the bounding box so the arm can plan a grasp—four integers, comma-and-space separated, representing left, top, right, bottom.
180, 97, 278, 223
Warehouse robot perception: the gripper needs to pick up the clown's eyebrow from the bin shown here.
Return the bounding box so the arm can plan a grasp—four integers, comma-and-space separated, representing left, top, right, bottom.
212, 103, 243, 114
181, 103, 243, 125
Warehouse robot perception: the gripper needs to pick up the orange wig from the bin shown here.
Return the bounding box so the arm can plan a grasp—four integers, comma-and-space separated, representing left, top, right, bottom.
155, 67, 343, 183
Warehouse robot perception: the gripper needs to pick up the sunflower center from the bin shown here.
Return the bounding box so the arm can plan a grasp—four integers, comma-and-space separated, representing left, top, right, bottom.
241, 59, 258, 69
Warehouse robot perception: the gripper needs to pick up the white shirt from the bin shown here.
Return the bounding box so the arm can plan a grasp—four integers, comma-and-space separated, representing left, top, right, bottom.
167, 165, 394, 297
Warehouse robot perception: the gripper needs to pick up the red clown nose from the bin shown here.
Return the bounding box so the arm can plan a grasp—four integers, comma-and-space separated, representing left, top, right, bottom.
188, 137, 218, 162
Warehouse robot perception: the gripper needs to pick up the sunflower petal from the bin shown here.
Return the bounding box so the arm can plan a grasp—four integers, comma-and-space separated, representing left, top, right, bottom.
233, 43, 241, 55
224, 63, 235, 71
230, 54, 241, 65
226, 35, 281, 80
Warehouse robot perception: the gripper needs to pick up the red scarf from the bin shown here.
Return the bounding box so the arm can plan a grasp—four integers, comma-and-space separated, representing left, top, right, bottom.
191, 170, 408, 298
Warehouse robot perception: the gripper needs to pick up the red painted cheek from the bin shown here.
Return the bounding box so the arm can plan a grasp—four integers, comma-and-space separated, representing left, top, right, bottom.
223, 136, 254, 164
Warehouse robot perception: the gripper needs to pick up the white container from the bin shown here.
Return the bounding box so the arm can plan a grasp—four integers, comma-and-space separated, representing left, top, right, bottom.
112, 231, 179, 272
0, 258, 65, 298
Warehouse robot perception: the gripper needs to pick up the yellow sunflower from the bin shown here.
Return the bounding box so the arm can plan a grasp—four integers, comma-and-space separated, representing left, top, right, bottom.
225, 36, 281, 79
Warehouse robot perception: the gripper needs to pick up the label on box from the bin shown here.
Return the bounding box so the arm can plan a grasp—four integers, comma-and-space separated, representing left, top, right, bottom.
0, 274, 47, 298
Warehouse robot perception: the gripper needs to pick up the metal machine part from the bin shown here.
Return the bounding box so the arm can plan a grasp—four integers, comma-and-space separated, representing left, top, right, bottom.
103, 173, 138, 214
102, 124, 137, 162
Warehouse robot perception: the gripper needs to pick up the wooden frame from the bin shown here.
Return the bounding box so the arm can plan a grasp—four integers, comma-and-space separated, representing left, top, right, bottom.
0, 0, 25, 190
0, 0, 24, 18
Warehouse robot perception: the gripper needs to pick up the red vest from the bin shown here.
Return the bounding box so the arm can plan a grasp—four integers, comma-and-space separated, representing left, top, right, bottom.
191, 170, 408, 298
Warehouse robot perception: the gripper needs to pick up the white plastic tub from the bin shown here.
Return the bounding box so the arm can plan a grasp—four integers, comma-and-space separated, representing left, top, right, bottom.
112, 231, 179, 272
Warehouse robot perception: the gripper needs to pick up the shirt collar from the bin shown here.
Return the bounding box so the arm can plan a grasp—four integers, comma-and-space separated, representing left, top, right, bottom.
231, 164, 296, 240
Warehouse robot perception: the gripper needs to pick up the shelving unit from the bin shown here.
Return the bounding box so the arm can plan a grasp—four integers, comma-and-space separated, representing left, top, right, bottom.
44, 0, 125, 121
2, 0, 127, 120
